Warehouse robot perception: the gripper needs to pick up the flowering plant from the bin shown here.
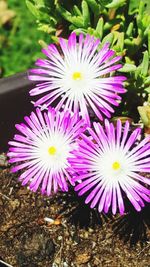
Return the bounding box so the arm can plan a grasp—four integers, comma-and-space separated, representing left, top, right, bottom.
8, 108, 85, 195
29, 33, 126, 125
8, 32, 150, 216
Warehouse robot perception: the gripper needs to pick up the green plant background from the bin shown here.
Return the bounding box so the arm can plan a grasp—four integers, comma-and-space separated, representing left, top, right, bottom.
0, 0, 50, 77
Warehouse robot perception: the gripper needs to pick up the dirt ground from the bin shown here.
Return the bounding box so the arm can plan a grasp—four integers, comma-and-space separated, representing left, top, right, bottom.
0, 153, 150, 267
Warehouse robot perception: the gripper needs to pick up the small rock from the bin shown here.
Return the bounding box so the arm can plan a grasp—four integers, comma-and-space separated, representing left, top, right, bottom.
63, 262, 68, 267
0, 153, 8, 167
45, 239, 55, 256
75, 253, 91, 265
17, 252, 28, 266
10, 199, 20, 211
54, 257, 61, 265
84, 231, 89, 239
72, 232, 80, 243
58, 235, 62, 240
88, 228, 94, 233
52, 263, 59, 267
92, 241, 96, 249
17, 228, 55, 265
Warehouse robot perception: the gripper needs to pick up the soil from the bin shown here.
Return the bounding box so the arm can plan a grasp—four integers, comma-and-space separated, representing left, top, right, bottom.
0, 153, 150, 267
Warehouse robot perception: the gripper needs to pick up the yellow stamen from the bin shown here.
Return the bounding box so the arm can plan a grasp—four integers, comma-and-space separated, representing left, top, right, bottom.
72, 72, 82, 80
112, 161, 120, 170
48, 146, 57, 155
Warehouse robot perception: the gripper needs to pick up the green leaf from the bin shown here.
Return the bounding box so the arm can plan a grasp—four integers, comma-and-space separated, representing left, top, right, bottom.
105, 0, 126, 9
144, 86, 150, 93
71, 28, 87, 34
26, 0, 53, 23
119, 63, 136, 73
138, 106, 150, 127
85, 0, 100, 14
128, 0, 150, 15
101, 33, 114, 46
26, 0, 40, 18
73, 5, 82, 16
56, 4, 84, 27
148, 31, 150, 57
144, 0, 150, 14
82, 0, 90, 27
126, 22, 134, 37
98, 0, 112, 7
144, 76, 150, 86
144, 25, 150, 37
114, 32, 124, 52
34, 0, 45, 8
56, 4, 73, 23
128, 0, 140, 15
95, 17, 104, 39
141, 51, 149, 77
72, 16, 84, 27
37, 23, 56, 34
87, 27, 95, 35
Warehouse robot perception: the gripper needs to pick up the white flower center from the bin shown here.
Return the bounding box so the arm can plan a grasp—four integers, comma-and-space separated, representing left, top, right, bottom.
33, 131, 73, 173
94, 148, 133, 183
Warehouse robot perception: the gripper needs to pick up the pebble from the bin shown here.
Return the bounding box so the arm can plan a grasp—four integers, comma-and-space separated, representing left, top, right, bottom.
92, 241, 96, 249
75, 253, 91, 265
17, 230, 55, 266
72, 232, 80, 244
0, 153, 8, 167
84, 231, 89, 239
88, 228, 94, 233
63, 262, 68, 267
45, 239, 55, 256
10, 199, 20, 211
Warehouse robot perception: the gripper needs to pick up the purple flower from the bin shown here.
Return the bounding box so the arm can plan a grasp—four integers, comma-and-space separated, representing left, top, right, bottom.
29, 33, 126, 125
7, 108, 85, 195
68, 120, 150, 214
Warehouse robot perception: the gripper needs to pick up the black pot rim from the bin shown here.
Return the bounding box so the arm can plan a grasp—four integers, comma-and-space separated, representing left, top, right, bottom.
0, 72, 35, 152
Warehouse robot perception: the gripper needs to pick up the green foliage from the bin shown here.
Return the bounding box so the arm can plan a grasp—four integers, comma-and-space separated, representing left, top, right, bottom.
0, 0, 50, 77
138, 95, 150, 129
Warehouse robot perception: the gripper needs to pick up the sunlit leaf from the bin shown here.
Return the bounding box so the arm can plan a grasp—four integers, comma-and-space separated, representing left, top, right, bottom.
119, 63, 136, 72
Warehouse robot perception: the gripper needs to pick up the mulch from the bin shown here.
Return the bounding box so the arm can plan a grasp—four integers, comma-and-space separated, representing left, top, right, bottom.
0, 153, 150, 267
